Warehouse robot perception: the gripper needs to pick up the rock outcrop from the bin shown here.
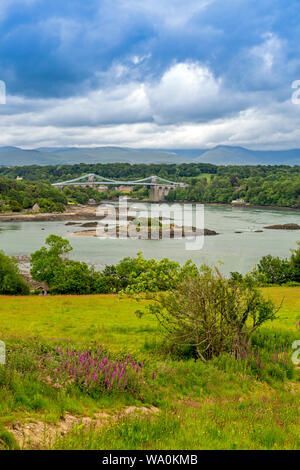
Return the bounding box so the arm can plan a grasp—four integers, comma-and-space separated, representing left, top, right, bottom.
264, 223, 300, 230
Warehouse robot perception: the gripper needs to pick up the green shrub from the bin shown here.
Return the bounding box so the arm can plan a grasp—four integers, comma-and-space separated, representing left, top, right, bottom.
8, 199, 22, 212
105, 252, 197, 294
48, 261, 104, 294
255, 255, 292, 285
290, 241, 300, 282
0, 425, 19, 450
140, 266, 278, 361
253, 241, 300, 285
30, 234, 73, 285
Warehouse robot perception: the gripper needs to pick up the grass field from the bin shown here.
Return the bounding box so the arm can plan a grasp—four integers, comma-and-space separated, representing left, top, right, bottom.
193, 173, 213, 182
0, 287, 299, 450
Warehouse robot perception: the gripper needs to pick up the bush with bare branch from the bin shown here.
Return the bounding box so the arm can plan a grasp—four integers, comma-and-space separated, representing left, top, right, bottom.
140, 266, 279, 361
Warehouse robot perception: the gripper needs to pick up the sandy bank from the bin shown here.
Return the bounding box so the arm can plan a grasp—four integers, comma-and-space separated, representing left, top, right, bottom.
0, 205, 101, 222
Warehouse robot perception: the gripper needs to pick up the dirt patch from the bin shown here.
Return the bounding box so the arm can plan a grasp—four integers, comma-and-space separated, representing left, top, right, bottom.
8, 406, 159, 449
285, 381, 300, 395
122, 406, 159, 416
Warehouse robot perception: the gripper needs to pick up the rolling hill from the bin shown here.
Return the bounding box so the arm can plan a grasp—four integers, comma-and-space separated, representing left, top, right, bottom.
0, 145, 299, 166
190, 146, 300, 166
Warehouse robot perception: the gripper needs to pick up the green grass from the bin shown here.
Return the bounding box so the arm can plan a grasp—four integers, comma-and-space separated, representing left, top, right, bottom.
54, 393, 300, 450
0, 294, 157, 352
193, 173, 213, 182
262, 287, 300, 329
0, 287, 299, 450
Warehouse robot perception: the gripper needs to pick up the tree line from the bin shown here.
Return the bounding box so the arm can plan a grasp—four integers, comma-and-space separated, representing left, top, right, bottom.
166, 171, 300, 207
0, 163, 299, 210
0, 178, 66, 212
0, 162, 217, 182
1, 235, 299, 297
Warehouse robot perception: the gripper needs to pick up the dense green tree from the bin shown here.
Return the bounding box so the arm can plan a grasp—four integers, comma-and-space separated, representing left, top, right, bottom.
253, 241, 300, 284
0, 252, 30, 295
30, 235, 118, 294
290, 241, 300, 282
30, 234, 73, 285
256, 255, 292, 285
0, 178, 67, 212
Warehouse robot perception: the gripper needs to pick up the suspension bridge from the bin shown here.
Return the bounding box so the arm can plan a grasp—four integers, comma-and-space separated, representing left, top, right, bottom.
52, 174, 187, 201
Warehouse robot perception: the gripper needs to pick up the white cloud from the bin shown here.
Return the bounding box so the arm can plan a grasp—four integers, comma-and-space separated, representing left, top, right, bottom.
0, 0, 37, 21
146, 62, 227, 123
0, 60, 300, 150
1, 98, 300, 151
118, 0, 215, 28
251, 33, 283, 72
0, 61, 246, 127
131, 54, 151, 65
0, 82, 151, 127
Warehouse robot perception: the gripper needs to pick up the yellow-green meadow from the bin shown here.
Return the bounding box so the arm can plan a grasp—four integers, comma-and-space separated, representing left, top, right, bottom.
0, 287, 299, 450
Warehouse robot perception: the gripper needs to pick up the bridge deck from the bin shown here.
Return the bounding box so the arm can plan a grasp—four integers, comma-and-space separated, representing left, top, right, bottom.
52, 173, 186, 188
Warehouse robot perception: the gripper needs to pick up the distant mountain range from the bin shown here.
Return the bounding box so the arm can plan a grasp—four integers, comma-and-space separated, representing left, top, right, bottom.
0, 145, 299, 166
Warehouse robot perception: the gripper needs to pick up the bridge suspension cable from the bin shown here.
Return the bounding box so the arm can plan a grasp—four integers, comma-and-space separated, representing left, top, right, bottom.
52, 174, 185, 187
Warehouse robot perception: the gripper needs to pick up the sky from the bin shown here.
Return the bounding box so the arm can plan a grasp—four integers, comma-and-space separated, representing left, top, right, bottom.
0, 0, 300, 149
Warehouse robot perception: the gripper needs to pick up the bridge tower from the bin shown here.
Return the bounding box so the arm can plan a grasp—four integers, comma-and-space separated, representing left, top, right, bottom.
88, 174, 95, 188
149, 185, 171, 201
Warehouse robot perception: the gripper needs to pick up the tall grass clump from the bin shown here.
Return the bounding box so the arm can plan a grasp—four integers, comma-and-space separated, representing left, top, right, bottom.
213, 346, 294, 383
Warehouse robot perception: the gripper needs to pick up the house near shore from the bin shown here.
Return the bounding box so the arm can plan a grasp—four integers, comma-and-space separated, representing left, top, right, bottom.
32, 203, 40, 212
21, 273, 49, 295
231, 199, 249, 206
98, 185, 108, 193
34, 282, 49, 296
38, 282, 49, 296
118, 185, 134, 192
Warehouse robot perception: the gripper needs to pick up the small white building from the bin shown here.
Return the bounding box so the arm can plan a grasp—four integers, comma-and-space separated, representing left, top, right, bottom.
231, 199, 248, 206
98, 185, 109, 193
32, 203, 40, 212
118, 185, 133, 192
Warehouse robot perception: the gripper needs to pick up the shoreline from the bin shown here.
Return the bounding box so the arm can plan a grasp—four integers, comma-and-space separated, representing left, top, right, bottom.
0, 202, 300, 223
0, 205, 101, 223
